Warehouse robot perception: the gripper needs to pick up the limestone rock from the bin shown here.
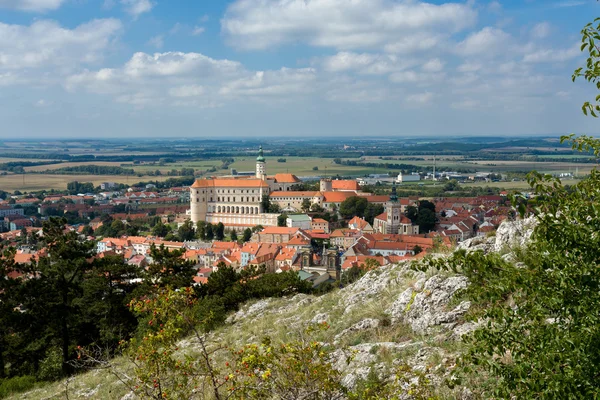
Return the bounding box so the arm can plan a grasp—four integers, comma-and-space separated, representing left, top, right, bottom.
388, 275, 470, 334
493, 216, 537, 252
333, 318, 380, 343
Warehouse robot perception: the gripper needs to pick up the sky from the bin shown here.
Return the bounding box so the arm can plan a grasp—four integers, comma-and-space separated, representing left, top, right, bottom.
0, 0, 599, 139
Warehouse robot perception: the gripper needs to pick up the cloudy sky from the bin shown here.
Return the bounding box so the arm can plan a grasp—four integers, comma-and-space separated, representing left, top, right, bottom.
0, 0, 598, 138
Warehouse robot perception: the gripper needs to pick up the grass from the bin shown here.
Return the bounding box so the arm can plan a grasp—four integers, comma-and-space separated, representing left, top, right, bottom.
0, 174, 171, 192
7, 262, 468, 399
23, 161, 126, 172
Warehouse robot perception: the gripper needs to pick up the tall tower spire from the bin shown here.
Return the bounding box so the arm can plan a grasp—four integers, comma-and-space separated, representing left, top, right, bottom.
389, 181, 398, 203
256, 145, 266, 180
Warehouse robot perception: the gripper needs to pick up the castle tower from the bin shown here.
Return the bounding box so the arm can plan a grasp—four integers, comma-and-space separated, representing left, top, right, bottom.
190, 180, 208, 224
385, 182, 401, 234
320, 178, 332, 192
256, 145, 266, 180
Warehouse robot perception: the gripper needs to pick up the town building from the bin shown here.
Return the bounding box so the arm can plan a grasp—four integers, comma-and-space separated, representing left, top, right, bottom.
372, 184, 419, 235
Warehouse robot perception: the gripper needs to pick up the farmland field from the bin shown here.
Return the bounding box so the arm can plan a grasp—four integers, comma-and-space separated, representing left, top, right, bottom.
0, 174, 170, 192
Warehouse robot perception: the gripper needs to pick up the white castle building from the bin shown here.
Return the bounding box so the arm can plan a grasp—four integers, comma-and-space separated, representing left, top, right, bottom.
189, 146, 298, 229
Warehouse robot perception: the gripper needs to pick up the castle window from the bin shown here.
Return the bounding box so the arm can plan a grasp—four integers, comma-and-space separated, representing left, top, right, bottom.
196, 198, 199, 202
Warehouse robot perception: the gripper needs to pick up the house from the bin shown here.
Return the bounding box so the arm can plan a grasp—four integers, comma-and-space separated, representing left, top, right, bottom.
286, 214, 312, 230
347, 216, 373, 233
311, 218, 330, 233
252, 227, 310, 244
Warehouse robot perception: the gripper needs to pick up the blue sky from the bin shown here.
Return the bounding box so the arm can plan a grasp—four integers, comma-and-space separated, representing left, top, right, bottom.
0, 0, 598, 138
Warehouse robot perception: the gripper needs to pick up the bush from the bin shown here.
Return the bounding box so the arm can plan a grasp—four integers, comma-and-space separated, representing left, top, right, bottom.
0, 376, 37, 398
37, 347, 63, 382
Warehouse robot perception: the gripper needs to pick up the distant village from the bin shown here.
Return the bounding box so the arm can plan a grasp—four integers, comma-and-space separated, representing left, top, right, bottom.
1, 147, 515, 288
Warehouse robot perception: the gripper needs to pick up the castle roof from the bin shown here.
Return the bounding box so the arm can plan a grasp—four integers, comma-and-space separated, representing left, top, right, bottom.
191, 178, 269, 188
272, 173, 301, 183
331, 180, 360, 191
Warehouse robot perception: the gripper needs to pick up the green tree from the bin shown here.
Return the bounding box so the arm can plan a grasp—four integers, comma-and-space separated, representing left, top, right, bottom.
0, 247, 20, 378
81, 254, 139, 349
430, 137, 600, 397
152, 221, 169, 238
574, 17, 600, 117
205, 223, 214, 241
339, 196, 368, 219
177, 219, 195, 242
363, 203, 384, 225
301, 198, 312, 212
415, 208, 436, 233
196, 221, 207, 240
277, 213, 288, 227
242, 228, 252, 242
230, 229, 238, 242
143, 244, 195, 290
215, 222, 225, 241
21, 217, 95, 375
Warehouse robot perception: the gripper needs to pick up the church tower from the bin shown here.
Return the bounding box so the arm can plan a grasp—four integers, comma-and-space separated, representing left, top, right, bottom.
385, 182, 401, 234
256, 145, 266, 180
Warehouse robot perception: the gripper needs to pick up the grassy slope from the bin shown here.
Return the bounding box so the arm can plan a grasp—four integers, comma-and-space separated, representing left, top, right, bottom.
10, 261, 466, 400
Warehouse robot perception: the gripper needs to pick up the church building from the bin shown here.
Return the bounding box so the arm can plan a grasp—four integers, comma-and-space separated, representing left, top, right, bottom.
372, 184, 419, 235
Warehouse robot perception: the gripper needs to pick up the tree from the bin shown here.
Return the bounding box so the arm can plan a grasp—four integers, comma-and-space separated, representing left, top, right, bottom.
152, 222, 169, 238
242, 228, 252, 242
215, 222, 225, 241
230, 229, 238, 242
81, 254, 139, 349
277, 213, 288, 227
301, 198, 312, 213
415, 208, 436, 233
261, 194, 270, 213
196, 221, 207, 240
339, 196, 368, 219
574, 17, 600, 117
363, 203, 384, 225
0, 247, 20, 378
252, 225, 264, 233
21, 217, 96, 375
177, 219, 195, 242
428, 32, 600, 394
205, 223, 214, 241
144, 244, 195, 290
412, 245, 423, 255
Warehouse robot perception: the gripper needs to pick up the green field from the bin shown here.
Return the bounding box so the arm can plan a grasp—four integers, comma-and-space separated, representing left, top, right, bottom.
0, 174, 170, 192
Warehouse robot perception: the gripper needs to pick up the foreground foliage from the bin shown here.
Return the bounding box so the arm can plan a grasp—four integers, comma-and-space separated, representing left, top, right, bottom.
426, 135, 600, 398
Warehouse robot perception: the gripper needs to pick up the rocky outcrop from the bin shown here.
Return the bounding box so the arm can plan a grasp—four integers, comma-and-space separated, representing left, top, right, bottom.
387, 275, 471, 336
459, 216, 537, 254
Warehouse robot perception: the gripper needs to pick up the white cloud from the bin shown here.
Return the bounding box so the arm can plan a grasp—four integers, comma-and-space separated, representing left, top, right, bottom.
456, 27, 510, 56
422, 59, 444, 73
222, 0, 476, 51
169, 85, 205, 97
66, 52, 316, 107
147, 35, 164, 49
389, 70, 443, 85
0, 19, 122, 71
488, 1, 502, 13
321, 52, 413, 75
531, 22, 551, 39
457, 62, 481, 72
451, 99, 479, 109
325, 79, 389, 103
406, 92, 434, 104
552, 1, 585, 8
121, 0, 154, 18
0, 0, 65, 12
523, 44, 580, 63
219, 68, 316, 97
192, 26, 205, 36
384, 34, 443, 54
